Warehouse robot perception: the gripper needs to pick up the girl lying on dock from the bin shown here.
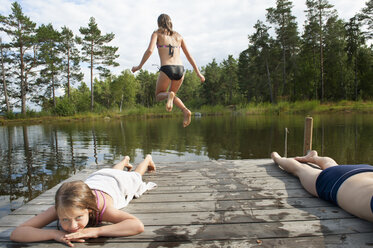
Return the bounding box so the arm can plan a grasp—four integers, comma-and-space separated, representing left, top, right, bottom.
271, 150, 373, 222
10, 155, 157, 247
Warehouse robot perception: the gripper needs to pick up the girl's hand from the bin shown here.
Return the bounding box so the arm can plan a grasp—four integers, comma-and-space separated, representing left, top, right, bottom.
199, 74, 205, 83
131, 66, 141, 73
53, 230, 85, 247
64, 227, 100, 242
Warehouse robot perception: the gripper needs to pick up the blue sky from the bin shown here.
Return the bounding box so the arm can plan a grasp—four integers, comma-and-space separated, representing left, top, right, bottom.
0, 0, 369, 85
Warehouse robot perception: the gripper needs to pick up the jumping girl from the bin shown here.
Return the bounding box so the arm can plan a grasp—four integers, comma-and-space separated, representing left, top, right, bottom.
132, 13, 205, 128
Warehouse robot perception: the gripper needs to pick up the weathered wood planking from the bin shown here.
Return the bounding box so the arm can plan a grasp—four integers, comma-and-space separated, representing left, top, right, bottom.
1, 159, 373, 247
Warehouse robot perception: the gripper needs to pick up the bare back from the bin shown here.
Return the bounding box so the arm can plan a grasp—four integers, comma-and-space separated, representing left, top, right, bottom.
337, 172, 373, 221
156, 30, 183, 66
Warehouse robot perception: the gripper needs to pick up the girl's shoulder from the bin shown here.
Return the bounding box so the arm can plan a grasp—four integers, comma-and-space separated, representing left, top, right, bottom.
152, 30, 160, 37
155, 29, 182, 38
172, 31, 182, 38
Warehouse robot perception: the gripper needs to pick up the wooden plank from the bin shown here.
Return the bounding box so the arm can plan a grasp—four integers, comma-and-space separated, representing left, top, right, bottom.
0, 233, 373, 248
0, 206, 353, 227
1, 218, 373, 242
27, 188, 314, 206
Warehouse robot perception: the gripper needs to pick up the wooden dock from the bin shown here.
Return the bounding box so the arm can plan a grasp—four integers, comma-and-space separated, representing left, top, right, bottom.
1, 159, 373, 247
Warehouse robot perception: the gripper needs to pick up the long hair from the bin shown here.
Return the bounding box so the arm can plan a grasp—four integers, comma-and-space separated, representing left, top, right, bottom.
157, 14, 174, 36
55, 181, 98, 227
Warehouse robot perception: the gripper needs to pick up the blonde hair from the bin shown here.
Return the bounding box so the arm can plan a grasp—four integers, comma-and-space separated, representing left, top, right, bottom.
55, 181, 98, 226
157, 14, 174, 36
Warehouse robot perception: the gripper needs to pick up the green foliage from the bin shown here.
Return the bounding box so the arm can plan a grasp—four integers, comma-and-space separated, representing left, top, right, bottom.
136, 70, 157, 107
53, 97, 76, 116
71, 82, 91, 112
201, 59, 221, 105
359, 0, 373, 39
177, 70, 203, 107
114, 70, 139, 109
4, 111, 16, 119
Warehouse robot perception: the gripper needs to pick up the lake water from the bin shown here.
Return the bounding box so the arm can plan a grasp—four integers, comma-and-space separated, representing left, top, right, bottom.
0, 113, 373, 218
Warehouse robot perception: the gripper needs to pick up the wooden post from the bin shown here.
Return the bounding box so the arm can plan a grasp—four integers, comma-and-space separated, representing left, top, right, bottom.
303, 117, 313, 155
284, 128, 289, 157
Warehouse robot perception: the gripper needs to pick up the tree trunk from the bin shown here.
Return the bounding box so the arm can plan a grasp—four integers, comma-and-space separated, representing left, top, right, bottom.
265, 56, 274, 103
90, 40, 94, 111
282, 42, 286, 97
20, 46, 27, 114
67, 47, 71, 98
281, 13, 287, 98
319, 8, 324, 102
0, 40, 10, 112
354, 56, 358, 101
313, 45, 318, 100
52, 69, 56, 108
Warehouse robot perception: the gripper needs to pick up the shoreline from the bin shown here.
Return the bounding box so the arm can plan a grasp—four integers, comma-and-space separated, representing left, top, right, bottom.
1, 100, 373, 126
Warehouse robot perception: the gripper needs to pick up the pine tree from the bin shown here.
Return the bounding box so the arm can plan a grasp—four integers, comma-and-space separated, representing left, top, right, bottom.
359, 0, 373, 39
79, 17, 119, 111
304, 0, 335, 102
346, 16, 365, 100
220, 55, 238, 105
0, 2, 38, 114
201, 59, 221, 105
37, 23, 63, 108
249, 21, 275, 103
301, 1, 320, 99
266, 0, 299, 99
60, 26, 83, 98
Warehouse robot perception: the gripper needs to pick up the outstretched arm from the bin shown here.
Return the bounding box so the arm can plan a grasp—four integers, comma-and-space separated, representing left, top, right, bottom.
10, 206, 80, 247
132, 32, 158, 73
181, 38, 205, 82
64, 207, 144, 241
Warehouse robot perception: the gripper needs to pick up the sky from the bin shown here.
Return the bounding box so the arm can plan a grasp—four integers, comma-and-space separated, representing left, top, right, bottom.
0, 0, 369, 84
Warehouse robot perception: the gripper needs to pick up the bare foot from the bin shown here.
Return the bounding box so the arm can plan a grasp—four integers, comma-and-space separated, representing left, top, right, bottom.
271, 151, 281, 160
294, 150, 318, 163
271, 152, 288, 172
183, 108, 191, 128
146, 154, 156, 172
123, 156, 133, 171
166, 91, 175, 112
271, 151, 301, 176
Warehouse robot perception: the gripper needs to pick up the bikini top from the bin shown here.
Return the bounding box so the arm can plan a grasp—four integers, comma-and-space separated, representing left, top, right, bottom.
157, 44, 180, 57
93, 189, 107, 225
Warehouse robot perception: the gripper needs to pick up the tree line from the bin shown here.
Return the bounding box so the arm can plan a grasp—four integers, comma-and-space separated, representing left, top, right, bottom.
0, 2, 118, 115
1, 0, 372, 116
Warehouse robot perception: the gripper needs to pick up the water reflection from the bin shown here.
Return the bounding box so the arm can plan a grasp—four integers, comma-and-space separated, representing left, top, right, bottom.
0, 113, 372, 218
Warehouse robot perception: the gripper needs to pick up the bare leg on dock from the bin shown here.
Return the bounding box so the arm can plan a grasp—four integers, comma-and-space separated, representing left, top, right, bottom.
134, 155, 156, 176
271, 152, 320, 196
112, 156, 133, 171
294, 150, 338, 169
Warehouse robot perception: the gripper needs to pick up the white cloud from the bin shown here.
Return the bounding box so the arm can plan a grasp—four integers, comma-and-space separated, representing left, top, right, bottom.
1, 0, 368, 84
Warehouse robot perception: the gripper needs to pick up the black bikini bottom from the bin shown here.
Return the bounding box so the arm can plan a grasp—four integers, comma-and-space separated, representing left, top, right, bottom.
159, 65, 185, 80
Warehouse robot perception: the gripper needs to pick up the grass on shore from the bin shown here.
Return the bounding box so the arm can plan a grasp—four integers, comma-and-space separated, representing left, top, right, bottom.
1, 100, 373, 125
239, 100, 373, 115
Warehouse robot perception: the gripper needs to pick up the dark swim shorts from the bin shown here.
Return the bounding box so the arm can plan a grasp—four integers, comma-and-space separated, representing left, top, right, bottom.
316, 164, 373, 212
